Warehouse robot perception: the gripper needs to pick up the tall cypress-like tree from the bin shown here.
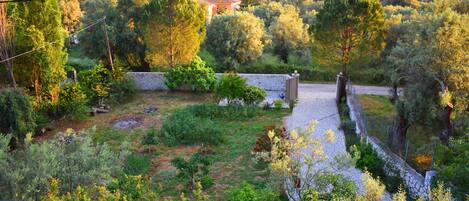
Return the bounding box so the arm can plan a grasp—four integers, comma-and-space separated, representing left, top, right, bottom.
13, 0, 68, 105
312, 0, 385, 101
143, 0, 206, 68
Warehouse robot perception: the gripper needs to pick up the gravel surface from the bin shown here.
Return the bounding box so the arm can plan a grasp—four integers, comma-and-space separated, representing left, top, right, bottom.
284, 84, 392, 200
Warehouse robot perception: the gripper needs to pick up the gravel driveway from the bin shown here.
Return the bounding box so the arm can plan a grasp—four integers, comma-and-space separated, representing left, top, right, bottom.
284, 83, 392, 200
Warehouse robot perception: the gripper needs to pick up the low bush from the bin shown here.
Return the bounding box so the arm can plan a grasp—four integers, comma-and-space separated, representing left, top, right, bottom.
243, 85, 267, 105
301, 172, 357, 200
226, 182, 280, 201
165, 56, 216, 91
215, 72, 247, 104
185, 104, 261, 120
350, 142, 403, 193
158, 109, 224, 146
57, 82, 89, 119
142, 127, 158, 145
340, 119, 357, 136
273, 99, 284, 109
434, 135, 469, 199
253, 126, 287, 153
67, 56, 97, 71
215, 73, 267, 105
123, 154, 151, 176
78, 64, 135, 105
171, 152, 211, 189
0, 89, 35, 142
0, 129, 127, 200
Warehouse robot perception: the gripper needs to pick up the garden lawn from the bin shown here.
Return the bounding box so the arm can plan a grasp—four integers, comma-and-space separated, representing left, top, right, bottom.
39, 91, 289, 200
359, 94, 435, 174
152, 109, 289, 200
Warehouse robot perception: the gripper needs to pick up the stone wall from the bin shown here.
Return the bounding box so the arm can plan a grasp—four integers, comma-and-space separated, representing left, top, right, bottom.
127, 72, 292, 91
346, 95, 435, 199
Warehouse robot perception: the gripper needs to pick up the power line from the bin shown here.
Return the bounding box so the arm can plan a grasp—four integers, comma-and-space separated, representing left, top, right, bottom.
0, 0, 32, 3
0, 17, 106, 64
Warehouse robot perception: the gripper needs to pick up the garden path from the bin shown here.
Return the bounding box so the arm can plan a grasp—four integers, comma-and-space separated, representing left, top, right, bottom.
284, 83, 392, 201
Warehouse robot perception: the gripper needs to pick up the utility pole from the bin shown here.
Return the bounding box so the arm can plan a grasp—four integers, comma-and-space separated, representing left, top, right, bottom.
103, 17, 114, 71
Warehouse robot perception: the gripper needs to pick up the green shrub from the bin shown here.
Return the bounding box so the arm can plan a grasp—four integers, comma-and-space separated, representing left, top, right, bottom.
0, 89, 35, 142
226, 182, 280, 201
108, 77, 135, 104
215, 72, 247, 104
123, 154, 151, 176
78, 64, 134, 105
58, 82, 89, 119
434, 135, 469, 199
67, 57, 97, 71
273, 99, 284, 109
215, 73, 267, 105
339, 119, 356, 136
0, 129, 127, 200
301, 172, 357, 200
185, 104, 261, 120
243, 85, 267, 105
158, 109, 224, 146
171, 152, 211, 189
200, 175, 214, 189
353, 143, 386, 180
142, 127, 158, 145
165, 56, 216, 91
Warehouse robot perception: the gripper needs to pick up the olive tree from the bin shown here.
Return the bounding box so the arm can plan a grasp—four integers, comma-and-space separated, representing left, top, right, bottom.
205, 11, 267, 70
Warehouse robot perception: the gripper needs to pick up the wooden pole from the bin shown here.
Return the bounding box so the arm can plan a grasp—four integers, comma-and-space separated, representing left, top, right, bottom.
103, 17, 114, 71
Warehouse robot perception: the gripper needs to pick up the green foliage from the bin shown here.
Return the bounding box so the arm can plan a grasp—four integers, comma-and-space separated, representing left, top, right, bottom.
340, 119, 357, 136
143, 0, 206, 68
273, 99, 284, 110
205, 11, 266, 69
243, 85, 268, 106
268, 4, 310, 63
215, 73, 248, 104
41, 175, 157, 201
301, 172, 357, 200
158, 109, 224, 146
215, 73, 267, 105
0, 89, 35, 142
13, 0, 68, 104
67, 57, 97, 72
349, 142, 403, 193
312, 0, 385, 76
226, 182, 280, 201
434, 135, 469, 199
165, 56, 216, 91
57, 82, 89, 119
123, 154, 151, 176
142, 127, 158, 145
171, 152, 211, 189
0, 128, 128, 200
78, 64, 135, 105
185, 104, 261, 120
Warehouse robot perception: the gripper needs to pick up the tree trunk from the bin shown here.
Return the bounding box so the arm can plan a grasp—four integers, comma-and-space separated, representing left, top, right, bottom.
439, 104, 453, 145
280, 49, 289, 64
6, 61, 16, 89
390, 84, 398, 104
391, 113, 409, 156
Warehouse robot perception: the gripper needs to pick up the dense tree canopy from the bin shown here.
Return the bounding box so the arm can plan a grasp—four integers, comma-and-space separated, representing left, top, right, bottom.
312, 0, 385, 100
269, 6, 310, 63
386, 8, 469, 149
143, 0, 206, 68
205, 12, 266, 70
59, 0, 83, 33
13, 0, 68, 105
